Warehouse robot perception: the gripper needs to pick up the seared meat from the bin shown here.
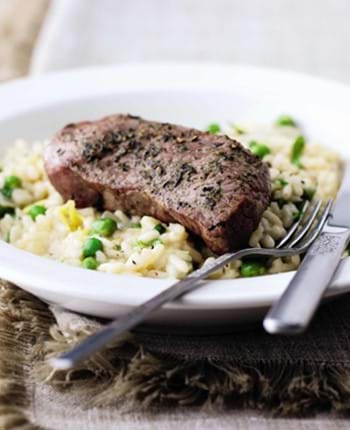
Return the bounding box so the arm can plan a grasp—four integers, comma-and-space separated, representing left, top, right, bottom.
44, 114, 271, 254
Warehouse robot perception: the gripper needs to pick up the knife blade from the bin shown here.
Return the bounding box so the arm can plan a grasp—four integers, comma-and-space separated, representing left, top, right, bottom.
263, 164, 350, 335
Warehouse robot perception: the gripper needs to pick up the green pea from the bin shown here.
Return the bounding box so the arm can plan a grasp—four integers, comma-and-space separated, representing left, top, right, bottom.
82, 257, 98, 270
154, 223, 166, 234
291, 135, 305, 167
83, 237, 103, 257
2, 175, 22, 199
207, 123, 221, 134
249, 141, 271, 159
91, 217, 117, 237
4, 175, 22, 189
240, 260, 266, 277
275, 115, 297, 127
28, 205, 46, 221
0, 206, 15, 218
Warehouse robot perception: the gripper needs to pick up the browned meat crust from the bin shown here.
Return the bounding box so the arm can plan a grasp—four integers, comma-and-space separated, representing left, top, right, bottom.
44, 114, 271, 254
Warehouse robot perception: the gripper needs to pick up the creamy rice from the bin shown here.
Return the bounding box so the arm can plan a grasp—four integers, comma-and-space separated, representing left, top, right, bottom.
0, 119, 342, 279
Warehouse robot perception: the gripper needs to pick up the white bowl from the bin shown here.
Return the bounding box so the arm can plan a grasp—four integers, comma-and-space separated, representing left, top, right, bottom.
0, 63, 349, 328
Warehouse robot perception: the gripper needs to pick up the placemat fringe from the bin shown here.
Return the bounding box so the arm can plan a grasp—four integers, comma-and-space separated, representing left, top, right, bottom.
33, 318, 350, 417
1, 282, 350, 419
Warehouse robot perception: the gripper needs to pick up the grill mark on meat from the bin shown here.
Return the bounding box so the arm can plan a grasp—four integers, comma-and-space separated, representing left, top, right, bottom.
44, 114, 271, 254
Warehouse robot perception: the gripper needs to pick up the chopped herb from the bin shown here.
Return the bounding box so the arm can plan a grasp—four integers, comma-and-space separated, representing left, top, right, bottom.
172, 162, 197, 188
154, 223, 166, 234
115, 244, 122, 251
120, 163, 129, 172
276, 178, 288, 187
207, 123, 221, 135
293, 210, 301, 221
151, 239, 163, 247
1, 186, 12, 199
249, 141, 271, 159
130, 222, 142, 228
275, 115, 297, 127
240, 260, 266, 277
232, 123, 245, 134
291, 135, 305, 167
303, 187, 316, 201
136, 238, 163, 248
5, 231, 10, 243
0, 206, 15, 218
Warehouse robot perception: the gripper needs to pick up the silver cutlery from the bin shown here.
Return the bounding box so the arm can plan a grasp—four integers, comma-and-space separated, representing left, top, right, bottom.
51, 199, 333, 369
264, 165, 350, 335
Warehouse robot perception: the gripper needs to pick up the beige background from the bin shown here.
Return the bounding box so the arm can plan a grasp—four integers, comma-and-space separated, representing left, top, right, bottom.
32, 0, 350, 84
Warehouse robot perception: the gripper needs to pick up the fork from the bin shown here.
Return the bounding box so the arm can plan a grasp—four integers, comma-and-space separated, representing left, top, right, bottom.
51, 199, 333, 369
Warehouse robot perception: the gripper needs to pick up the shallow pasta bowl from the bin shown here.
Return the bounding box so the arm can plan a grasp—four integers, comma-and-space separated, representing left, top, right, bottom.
0, 63, 350, 328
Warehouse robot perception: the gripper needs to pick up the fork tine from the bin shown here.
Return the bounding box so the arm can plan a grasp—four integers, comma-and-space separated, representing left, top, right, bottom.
297, 199, 333, 249
286, 200, 323, 248
276, 201, 309, 249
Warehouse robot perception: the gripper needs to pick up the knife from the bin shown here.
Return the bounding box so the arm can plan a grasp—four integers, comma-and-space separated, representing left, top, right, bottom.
264, 164, 350, 335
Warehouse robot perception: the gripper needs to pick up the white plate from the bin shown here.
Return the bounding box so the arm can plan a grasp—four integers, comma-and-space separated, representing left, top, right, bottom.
0, 63, 349, 329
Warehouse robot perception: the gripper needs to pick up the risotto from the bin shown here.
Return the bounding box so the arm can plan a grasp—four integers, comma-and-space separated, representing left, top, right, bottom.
0, 117, 342, 279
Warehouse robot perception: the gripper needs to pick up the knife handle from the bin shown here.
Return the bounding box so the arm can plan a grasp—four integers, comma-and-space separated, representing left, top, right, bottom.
264, 230, 350, 335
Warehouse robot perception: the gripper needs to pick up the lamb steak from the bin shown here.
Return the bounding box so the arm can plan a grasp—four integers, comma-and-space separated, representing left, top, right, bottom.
44, 114, 271, 254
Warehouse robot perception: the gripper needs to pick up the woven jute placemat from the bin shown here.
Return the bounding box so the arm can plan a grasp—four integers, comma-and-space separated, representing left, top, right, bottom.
2, 281, 350, 430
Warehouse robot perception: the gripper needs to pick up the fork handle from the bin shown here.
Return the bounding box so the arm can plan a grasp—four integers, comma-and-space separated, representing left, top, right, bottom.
50, 251, 244, 369
263, 230, 350, 335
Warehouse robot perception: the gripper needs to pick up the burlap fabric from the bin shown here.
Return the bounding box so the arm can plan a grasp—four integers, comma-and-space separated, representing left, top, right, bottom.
1, 282, 350, 430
